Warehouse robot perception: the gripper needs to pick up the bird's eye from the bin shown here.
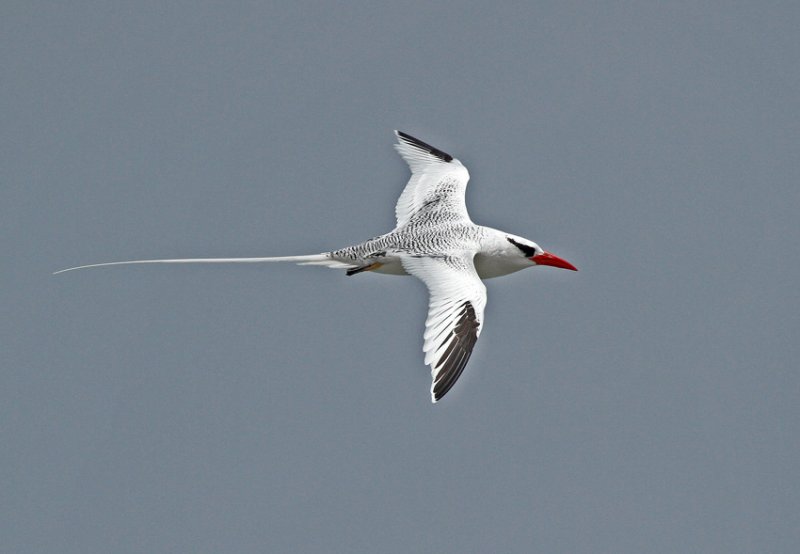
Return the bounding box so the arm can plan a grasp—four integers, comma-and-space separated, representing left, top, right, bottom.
507, 237, 536, 257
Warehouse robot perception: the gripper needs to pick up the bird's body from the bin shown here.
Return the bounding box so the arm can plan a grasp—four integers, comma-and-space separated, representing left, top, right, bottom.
57, 131, 576, 402
326, 226, 535, 279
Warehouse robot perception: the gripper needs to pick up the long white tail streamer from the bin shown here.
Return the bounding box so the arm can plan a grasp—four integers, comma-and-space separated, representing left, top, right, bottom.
52, 254, 352, 275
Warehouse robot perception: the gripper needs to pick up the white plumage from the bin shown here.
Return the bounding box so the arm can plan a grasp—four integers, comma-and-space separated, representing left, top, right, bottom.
392, 134, 471, 227
56, 131, 577, 402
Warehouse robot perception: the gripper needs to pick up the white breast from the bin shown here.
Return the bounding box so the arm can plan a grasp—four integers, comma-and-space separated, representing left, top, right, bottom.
473, 253, 530, 279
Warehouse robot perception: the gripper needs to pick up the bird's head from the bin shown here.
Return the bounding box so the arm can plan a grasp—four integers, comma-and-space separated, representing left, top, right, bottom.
506, 236, 577, 271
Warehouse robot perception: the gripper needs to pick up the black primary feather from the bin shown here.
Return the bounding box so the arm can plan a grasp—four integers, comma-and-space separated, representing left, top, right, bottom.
396, 131, 454, 163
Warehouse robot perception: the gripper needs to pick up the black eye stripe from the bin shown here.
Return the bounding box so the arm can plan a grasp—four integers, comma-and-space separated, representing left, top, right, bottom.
507, 237, 536, 257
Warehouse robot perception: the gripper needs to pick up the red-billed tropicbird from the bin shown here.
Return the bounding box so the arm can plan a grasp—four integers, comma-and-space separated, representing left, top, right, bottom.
56, 131, 577, 402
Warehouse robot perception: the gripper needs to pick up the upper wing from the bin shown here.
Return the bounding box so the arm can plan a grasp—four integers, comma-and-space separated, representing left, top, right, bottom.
401, 255, 487, 403
393, 131, 471, 228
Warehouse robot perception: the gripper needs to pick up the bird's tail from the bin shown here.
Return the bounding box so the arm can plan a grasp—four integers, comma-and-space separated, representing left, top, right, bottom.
53, 253, 356, 275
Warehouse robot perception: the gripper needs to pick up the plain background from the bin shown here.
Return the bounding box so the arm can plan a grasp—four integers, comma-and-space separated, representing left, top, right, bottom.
3, 2, 799, 552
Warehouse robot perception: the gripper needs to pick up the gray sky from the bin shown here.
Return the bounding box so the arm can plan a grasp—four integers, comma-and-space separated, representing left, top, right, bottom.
4, 1, 799, 552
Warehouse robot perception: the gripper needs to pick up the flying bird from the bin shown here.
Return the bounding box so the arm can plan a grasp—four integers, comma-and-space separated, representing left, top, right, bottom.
56, 131, 577, 402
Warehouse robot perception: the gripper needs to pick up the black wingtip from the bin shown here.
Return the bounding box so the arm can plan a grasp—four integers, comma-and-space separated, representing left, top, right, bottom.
395, 131, 454, 163
431, 301, 480, 402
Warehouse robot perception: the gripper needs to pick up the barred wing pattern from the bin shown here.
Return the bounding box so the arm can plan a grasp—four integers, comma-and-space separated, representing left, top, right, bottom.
401, 255, 487, 402
392, 131, 471, 228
